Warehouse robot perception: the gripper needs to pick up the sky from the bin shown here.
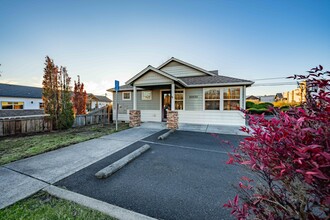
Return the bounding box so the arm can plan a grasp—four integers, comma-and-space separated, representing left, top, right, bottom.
0, 0, 329, 98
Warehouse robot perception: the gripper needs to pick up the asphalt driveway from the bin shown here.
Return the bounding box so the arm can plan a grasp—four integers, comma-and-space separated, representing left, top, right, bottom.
56, 130, 249, 220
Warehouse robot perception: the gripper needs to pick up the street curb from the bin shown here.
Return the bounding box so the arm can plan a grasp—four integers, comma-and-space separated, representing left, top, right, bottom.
95, 144, 151, 179
44, 185, 156, 220
157, 129, 175, 140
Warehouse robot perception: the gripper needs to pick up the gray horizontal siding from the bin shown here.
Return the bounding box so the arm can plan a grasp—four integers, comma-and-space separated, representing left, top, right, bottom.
112, 92, 133, 114
134, 71, 173, 86
137, 90, 160, 110
160, 61, 206, 77
185, 88, 203, 111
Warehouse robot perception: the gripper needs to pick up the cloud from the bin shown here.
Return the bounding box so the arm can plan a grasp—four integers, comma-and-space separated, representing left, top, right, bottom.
84, 80, 113, 98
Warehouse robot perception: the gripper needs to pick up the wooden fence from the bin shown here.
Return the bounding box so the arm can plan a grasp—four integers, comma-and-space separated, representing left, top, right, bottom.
73, 106, 112, 127
0, 116, 52, 137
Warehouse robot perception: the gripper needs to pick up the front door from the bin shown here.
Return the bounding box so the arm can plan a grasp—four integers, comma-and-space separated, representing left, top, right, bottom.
162, 91, 171, 121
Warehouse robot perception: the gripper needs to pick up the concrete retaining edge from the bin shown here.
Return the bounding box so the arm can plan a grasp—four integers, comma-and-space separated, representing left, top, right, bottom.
44, 185, 156, 220
158, 129, 175, 140
95, 144, 151, 179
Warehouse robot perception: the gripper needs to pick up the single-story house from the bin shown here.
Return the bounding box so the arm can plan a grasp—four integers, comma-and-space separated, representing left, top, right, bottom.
108, 57, 254, 126
0, 83, 43, 110
246, 95, 260, 101
259, 95, 275, 103
0, 83, 44, 118
87, 94, 112, 111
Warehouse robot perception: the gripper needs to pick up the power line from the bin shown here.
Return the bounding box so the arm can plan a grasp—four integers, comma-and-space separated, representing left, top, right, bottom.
251, 82, 297, 87
251, 76, 289, 81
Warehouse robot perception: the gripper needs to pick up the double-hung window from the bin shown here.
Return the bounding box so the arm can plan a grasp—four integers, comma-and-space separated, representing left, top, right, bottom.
204, 87, 241, 111
175, 90, 184, 110
223, 88, 240, 110
204, 89, 220, 110
122, 92, 131, 100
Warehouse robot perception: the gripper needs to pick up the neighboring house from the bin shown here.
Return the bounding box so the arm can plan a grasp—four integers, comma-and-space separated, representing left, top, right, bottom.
87, 94, 112, 111
259, 95, 275, 103
274, 93, 284, 102
108, 57, 254, 125
246, 95, 260, 101
283, 81, 307, 103
0, 83, 44, 118
0, 83, 43, 110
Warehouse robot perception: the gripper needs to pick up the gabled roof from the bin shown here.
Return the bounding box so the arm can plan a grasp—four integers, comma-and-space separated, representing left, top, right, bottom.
0, 83, 42, 99
107, 57, 254, 91
89, 94, 112, 102
275, 93, 283, 98
125, 65, 179, 85
157, 57, 215, 76
178, 75, 253, 87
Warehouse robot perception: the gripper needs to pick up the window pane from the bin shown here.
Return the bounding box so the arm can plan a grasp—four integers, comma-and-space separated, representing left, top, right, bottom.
205, 89, 220, 100
205, 100, 220, 110
175, 101, 183, 110
224, 88, 240, 99
224, 100, 240, 110
123, 92, 131, 100
2, 102, 13, 109
175, 92, 183, 100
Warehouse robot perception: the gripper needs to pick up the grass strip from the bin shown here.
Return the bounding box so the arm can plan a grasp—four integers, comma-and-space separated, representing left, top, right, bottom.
0, 123, 129, 165
0, 191, 116, 220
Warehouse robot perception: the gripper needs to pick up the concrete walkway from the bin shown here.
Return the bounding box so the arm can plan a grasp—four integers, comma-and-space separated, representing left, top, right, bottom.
140, 122, 249, 136
0, 127, 161, 210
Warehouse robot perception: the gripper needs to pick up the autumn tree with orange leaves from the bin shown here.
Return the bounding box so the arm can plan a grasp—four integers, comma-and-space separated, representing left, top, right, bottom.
73, 75, 87, 115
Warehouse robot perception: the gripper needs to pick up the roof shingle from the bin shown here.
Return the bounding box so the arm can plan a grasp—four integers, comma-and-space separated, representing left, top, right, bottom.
0, 83, 42, 99
178, 75, 253, 86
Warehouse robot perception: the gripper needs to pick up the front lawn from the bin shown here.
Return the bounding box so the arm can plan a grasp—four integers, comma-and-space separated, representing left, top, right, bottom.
0, 191, 116, 220
0, 123, 129, 165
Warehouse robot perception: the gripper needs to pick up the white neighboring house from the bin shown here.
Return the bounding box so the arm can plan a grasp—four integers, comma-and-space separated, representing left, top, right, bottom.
87, 94, 112, 111
0, 83, 43, 110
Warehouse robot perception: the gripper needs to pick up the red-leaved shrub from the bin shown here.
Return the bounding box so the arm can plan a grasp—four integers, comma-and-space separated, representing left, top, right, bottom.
224, 66, 330, 219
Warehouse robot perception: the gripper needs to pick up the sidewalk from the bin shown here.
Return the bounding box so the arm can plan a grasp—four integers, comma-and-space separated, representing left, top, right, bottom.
0, 127, 161, 209
139, 122, 249, 136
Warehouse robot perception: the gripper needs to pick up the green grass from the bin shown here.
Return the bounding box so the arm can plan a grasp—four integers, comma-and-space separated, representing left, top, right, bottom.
0, 123, 129, 165
0, 191, 116, 220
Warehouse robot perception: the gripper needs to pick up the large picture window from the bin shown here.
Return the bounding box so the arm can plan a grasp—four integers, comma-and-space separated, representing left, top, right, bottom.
204, 89, 220, 110
204, 87, 241, 111
175, 90, 184, 110
2, 101, 24, 109
122, 92, 131, 100
223, 88, 240, 110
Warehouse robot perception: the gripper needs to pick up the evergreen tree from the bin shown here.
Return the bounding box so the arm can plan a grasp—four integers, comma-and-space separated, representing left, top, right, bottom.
42, 56, 74, 129
42, 56, 60, 129
58, 67, 74, 129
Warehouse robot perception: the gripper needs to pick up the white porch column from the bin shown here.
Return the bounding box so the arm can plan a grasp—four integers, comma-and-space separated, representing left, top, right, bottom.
171, 83, 175, 110
133, 85, 137, 110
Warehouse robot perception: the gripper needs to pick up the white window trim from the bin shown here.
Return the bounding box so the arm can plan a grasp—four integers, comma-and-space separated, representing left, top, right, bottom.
203, 87, 242, 111
223, 87, 241, 111
203, 88, 221, 111
174, 89, 185, 110
122, 92, 131, 101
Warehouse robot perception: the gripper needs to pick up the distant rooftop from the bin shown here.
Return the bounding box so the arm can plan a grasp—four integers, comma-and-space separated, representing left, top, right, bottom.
0, 83, 42, 99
